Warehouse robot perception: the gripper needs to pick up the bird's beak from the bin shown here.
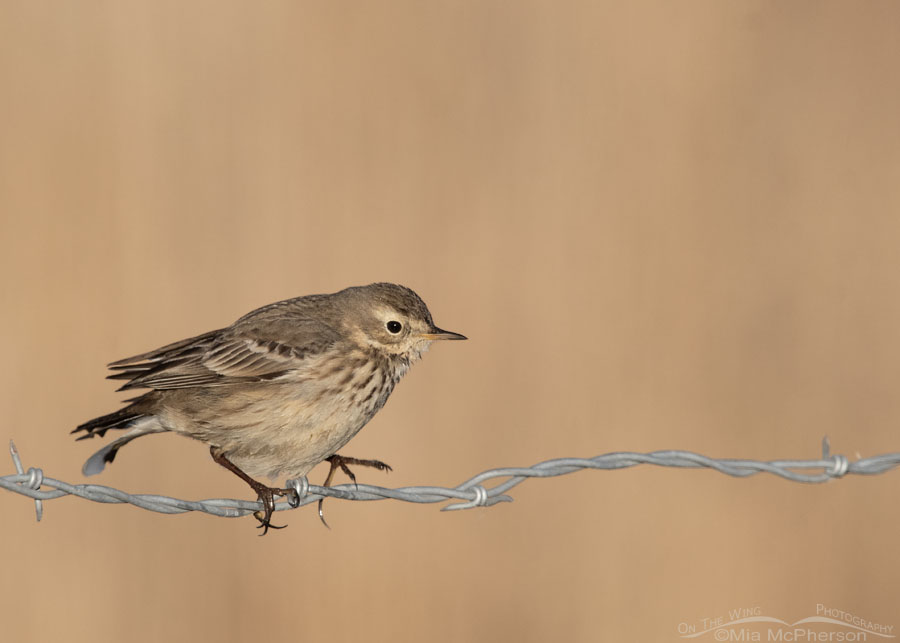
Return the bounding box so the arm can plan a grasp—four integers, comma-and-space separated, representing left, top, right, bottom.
421, 326, 467, 341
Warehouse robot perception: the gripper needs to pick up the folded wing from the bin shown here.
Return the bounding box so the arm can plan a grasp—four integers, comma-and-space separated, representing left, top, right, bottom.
108, 318, 340, 391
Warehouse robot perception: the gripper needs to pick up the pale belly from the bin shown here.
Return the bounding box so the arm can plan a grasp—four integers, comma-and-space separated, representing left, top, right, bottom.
160, 359, 397, 480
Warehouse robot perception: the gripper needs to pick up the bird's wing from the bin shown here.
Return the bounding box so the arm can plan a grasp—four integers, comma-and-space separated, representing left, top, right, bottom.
108, 318, 341, 391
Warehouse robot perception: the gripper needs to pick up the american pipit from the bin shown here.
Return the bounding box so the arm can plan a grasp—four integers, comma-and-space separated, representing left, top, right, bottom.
74, 283, 466, 533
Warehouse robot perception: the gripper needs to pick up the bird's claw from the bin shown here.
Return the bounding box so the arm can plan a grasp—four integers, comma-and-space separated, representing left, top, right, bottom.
317, 455, 392, 528
209, 448, 293, 535
251, 484, 292, 536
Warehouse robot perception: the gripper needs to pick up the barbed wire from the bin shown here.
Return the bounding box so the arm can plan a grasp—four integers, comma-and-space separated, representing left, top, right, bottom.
3, 438, 899, 523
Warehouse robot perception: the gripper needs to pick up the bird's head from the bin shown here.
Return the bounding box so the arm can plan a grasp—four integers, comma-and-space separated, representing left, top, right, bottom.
340, 283, 466, 361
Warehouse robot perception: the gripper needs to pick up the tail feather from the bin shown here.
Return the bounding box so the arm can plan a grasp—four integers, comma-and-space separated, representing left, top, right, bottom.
73, 393, 156, 440
82, 421, 165, 476
75, 392, 164, 475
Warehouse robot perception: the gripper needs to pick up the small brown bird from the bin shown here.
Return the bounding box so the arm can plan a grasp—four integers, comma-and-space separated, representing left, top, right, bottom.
73, 283, 466, 533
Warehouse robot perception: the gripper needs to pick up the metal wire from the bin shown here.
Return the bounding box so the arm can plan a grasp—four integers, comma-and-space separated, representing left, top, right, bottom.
3, 438, 899, 523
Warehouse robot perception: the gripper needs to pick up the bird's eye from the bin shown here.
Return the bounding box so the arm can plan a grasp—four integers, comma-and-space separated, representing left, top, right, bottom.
386, 321, 403, 334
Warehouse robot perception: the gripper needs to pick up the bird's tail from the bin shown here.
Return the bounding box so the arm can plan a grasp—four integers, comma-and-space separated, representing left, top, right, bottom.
80, 421, 165, 476
73, 393, 156, 440
73, 393, 165, 476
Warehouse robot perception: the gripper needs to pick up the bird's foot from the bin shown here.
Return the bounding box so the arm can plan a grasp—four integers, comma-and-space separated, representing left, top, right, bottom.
209, 446, 293, 536
318, 454, 392, 528
326, 455, 393, 488
248, 480, 294, 535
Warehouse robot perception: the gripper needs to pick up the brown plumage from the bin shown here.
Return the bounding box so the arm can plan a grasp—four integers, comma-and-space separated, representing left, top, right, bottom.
74, 283, 466, 532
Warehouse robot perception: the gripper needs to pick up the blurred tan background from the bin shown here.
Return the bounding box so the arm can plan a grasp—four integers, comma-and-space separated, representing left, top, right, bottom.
2, 1, 899, 641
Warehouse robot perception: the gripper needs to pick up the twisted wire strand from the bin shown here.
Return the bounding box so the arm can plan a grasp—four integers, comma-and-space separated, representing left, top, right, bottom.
3, 439, 899, 523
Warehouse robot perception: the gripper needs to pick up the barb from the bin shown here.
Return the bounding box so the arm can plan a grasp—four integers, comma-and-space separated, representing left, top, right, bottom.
2, 438, 899, 523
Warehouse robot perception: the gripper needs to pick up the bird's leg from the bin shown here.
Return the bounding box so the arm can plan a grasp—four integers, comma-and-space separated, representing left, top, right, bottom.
210, 446, 292, 536
317, 454, 392, 528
